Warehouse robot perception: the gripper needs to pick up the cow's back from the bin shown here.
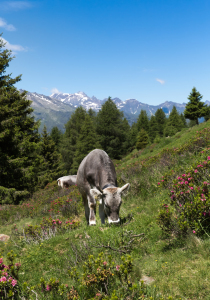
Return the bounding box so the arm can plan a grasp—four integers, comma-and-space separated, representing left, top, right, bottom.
76, 149, 117, 195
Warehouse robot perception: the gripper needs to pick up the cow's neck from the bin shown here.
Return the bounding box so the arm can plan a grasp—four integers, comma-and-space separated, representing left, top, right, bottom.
102, 183, 115, 190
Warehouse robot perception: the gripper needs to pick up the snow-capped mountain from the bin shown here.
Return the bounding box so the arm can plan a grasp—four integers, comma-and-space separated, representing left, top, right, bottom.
49, 91, 188, 117
22, 89, 209, 132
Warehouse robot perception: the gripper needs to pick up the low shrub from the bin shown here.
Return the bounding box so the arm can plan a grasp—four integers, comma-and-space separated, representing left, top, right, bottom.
157, 148, 210, 236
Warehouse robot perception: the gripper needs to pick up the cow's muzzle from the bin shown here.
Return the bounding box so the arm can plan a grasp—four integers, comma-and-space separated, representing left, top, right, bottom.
108, 217, 120, 224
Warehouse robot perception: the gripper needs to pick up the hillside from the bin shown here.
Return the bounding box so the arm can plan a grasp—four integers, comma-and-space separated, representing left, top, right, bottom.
0, 120, 210, 299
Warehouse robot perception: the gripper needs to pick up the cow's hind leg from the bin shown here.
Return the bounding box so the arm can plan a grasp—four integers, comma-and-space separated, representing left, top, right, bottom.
83, 195, 90, 225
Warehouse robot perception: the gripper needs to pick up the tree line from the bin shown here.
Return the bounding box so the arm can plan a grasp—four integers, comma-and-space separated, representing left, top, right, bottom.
0, 33, 209, 204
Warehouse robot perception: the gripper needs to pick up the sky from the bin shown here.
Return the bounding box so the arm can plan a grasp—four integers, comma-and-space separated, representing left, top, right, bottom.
0, 0, 210, 105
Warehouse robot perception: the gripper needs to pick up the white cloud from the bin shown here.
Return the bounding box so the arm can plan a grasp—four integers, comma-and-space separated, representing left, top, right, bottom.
0, 1, 32, 11
156, 78, 165, 85
0, 18, 16, 31
51, 88, 60, 94
1, 37, 26, 53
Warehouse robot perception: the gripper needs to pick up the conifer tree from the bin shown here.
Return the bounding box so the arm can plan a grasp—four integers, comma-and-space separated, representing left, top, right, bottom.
136, 129, 149, 150
164, 106, 184, 136
148, 115, 159, 142
50, 126, 62, 148
38, 126, 63, 187
155, 108, 166, 136
71, 115, 101, 173
0, 34, 40, 203
60, 107, 87, 173
96, 97, 128, 159
136, 110, 149, 132
184, 87, 209, 125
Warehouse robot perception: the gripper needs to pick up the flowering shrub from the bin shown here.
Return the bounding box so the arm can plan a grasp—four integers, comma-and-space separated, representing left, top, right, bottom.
157, 149, 210, 236
68, 252, 159, 299
11, 216, 80, 244
0, 251, 21, 299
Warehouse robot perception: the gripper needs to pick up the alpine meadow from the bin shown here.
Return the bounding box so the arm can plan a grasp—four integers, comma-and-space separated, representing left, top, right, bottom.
1, 33, 210, 300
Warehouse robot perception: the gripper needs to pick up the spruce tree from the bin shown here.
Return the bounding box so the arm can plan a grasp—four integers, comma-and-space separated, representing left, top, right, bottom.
96, 97, 128, 159
136, 129, 149, 150
38, 126, 63, 188
60, 107, 87, 173
50, 126, 62, 148
184, 87, 209, 125
149, 115, 159, 142
155, 108, 166, 136
165, 106, 184, 135
0, 34, 40, 204
71, 115, 101, 173
136, 110, 149, 132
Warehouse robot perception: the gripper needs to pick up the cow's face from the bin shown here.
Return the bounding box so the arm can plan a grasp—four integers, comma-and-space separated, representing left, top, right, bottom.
90, 183, 130, 224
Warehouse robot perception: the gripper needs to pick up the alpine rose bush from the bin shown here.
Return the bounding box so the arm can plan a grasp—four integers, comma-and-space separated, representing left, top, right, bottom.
157, 148, 210, 236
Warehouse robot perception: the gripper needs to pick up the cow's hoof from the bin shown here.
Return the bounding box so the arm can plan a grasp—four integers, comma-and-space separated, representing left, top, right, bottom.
89, 220, 96, 225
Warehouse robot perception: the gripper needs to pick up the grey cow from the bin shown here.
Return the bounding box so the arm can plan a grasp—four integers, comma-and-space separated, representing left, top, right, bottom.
76, 149, 130, 225
57, 175, 77, 188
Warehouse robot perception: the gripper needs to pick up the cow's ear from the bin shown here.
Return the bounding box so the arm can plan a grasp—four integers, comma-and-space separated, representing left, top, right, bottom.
90, 188, 103, 203
119, 183, 130, 196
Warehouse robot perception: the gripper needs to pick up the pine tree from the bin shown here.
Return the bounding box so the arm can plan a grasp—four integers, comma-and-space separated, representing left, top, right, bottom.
137, 110, 149, 132
96, 97, 128, 159
0, 34, 40, 204
60, 107, 87, 173
38, 126, 63, 188
136, 129, 149, 150
184, 87, 209, 125
148, 115, 159, 142
155, 108, 166, 136
71, 115, 101, 173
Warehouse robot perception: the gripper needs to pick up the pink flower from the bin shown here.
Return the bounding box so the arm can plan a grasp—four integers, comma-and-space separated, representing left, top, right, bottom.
207, 156, 210, 160
193, 230, 196, 234
46, 285, 50, 291
0, 258, 3, 264
194, 169, 198, 173
179, 204, 182, 207
11, 279, 17, 287
180, 192, 184, 195
0, 276, 7, 282
190, 187, 193, 190
103, 261, 107, 266
185, 181, 188, 184
116, 265, 120, 271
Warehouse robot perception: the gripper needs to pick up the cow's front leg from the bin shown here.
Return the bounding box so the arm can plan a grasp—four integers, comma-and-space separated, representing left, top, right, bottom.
87, 196, 96, 225
99, 200, 105, 225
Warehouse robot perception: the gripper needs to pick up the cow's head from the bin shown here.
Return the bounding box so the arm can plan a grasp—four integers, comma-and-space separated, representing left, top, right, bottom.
90, 183, 130, 224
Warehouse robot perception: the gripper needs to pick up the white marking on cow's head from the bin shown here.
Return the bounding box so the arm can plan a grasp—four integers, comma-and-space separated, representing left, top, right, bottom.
90, 183, 130, 224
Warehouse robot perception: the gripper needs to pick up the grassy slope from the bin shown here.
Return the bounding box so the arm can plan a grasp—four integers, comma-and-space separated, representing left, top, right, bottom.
1, 121, 210, 299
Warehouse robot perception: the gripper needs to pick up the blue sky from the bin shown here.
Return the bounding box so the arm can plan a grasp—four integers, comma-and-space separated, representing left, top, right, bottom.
0, 0, 209, 105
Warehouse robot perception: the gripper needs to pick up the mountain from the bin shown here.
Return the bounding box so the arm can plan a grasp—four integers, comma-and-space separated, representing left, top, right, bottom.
20, 90, 75, 133
22, 90, 209, 132
50, 91, 187, 118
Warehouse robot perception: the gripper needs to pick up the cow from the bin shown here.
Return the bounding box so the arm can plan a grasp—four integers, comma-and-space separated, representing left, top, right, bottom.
57, 175, 77, 188
76, 149, 130, 225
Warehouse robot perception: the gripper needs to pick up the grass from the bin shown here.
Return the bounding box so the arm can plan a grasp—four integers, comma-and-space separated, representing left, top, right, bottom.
1, 121, 210, 299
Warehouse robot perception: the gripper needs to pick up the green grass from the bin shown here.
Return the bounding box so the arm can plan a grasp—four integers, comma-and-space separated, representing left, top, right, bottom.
1, 121, 210, 299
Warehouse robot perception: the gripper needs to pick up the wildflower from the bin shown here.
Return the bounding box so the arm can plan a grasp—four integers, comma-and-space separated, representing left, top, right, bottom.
194, 169, 198, 173
179, 204, 182, 207
11, 279, 17, 287
0, 276, 7, 282
116, 265, 120, 271
207, 156, 210, 160
46, 285, 50, 291
193, 230, 196, 234
103, 261, 107, 266
190, 187, 194, 190
180, 192, 184, 195
0, 258, 3, 264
